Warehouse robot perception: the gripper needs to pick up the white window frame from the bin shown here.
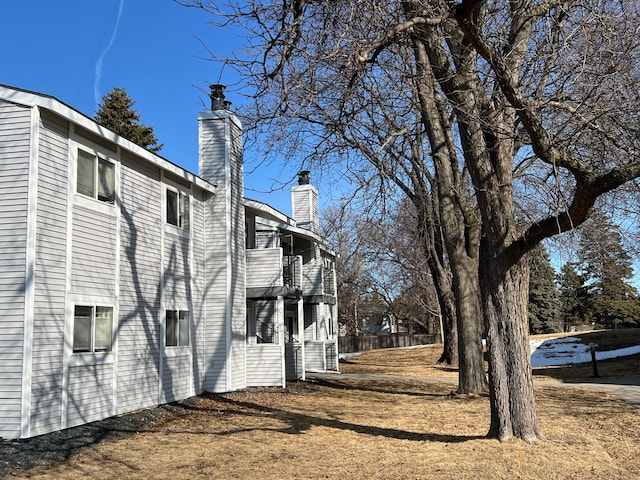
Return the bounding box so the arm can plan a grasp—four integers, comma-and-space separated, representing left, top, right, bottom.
76, 148, 116, 204
165, 309, 190, 347
72, 304, 114, 354
165, 185, 190, 231
71, 140, 119, 218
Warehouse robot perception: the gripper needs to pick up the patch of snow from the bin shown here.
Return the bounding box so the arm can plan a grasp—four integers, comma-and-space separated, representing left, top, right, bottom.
337, 337, 640, 368
339, 352, 363, 360
530, 336, 640, 367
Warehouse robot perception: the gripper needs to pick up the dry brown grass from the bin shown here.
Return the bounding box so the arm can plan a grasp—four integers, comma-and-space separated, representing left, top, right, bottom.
12, 381, 639, 480
8, 330, 640, 480
339, 343, 459, 378
340, 329, 640, 383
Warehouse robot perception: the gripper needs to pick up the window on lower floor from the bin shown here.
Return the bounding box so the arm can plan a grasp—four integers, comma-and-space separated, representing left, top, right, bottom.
73, 305, 113, 353
247, 300, 277, 344
166, 310, 189, 347
77, 149, 115, 203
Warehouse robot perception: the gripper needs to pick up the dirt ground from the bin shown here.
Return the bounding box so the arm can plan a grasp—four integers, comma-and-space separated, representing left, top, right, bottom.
2, 331, 639, 480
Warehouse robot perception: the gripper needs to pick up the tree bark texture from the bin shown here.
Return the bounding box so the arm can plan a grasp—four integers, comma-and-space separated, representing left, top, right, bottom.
409, 6, 486, 393
480, 247, 544, 443
418, 195, 459, 365
427, 255, 458, 365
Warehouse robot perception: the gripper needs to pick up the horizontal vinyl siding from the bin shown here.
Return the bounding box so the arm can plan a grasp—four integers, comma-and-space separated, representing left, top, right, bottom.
202, 192, 229, 392
71, 206, 117, 295
200, 116, 234, 393
190, 189, 207, 394
246, 345, 283, 387
117, 155, 162, 414
66, 364, 114, 428
302, 264, 323, 296
163, 232, 191, 304
30, 111, 69, 436
291, 186, 318, 232
304, 341, 325, 371
228, 121, 246, 391
246, 248, 282, 288
161, 353, 193, 402
0, 98, 27, 442
291, 188, 311, 224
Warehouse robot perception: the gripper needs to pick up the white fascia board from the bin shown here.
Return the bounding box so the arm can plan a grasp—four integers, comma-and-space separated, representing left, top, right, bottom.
244, 198, 295, 226
244, 202, 336, 257
0, 84, 216, 194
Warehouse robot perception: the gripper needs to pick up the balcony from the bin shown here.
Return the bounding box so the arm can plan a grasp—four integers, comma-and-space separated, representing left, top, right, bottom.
245, 249, 335, 299
246, 248, 301, 290
302, 264, 336, 297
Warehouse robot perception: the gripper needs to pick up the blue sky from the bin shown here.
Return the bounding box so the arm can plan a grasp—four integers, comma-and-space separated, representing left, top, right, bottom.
3, 1, 638, 285
1, 0, 306, 216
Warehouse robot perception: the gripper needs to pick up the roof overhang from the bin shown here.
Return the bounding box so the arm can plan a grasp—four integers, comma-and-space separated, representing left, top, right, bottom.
0, 84, 216, 194
244, 197, 336, 257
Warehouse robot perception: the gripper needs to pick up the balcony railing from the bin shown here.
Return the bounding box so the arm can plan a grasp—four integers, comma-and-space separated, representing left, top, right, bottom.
302, 264, 336, 297
245, 248, 335, 296
246, 248, 302, 290
283, 255, 301, 288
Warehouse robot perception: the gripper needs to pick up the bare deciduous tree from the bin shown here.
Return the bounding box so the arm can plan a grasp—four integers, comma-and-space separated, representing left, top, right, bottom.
324, 198, 453, 353
181, 0, 640, 443
191, 0, 486, 391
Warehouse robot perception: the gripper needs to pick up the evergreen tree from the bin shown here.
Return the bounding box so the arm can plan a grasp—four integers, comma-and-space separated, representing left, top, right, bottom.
527, 244, 561, 334
557, 262, 587, 330
577, 211, 640, 328
95, 87, 163, 153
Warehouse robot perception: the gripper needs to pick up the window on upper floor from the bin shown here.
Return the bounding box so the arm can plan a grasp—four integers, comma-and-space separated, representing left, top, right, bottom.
73, 305, 113, 353
166, 310, 190, 347
77, 149, 115, 203
166, 187, 189, 230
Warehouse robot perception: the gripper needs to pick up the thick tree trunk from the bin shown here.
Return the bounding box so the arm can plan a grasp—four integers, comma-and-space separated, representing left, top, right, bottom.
451, 258, 487, 393
413, 179, 459, 365
428, 257, 458, 364
406, 23, 486, 391
480, 246, 545, 444
438, 315, 457, 364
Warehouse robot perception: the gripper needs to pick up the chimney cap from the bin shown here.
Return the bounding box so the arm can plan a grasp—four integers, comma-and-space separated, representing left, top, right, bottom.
297, 170, 311, 185
209, 84, 228, 110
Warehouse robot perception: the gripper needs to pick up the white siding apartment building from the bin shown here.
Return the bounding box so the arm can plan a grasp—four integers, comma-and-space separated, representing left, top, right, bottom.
0, 84, 338, 440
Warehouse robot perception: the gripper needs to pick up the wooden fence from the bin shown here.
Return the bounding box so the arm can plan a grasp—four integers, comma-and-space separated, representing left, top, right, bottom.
338, 334, 442, 354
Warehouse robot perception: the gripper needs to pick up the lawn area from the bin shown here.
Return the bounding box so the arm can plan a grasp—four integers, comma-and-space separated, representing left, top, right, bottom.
340, 328, 640, 382
6, 379, 638, 479
4, 330, 639, 479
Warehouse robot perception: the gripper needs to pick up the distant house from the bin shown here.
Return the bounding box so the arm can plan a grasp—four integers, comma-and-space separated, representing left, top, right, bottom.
0, 84, 338, 440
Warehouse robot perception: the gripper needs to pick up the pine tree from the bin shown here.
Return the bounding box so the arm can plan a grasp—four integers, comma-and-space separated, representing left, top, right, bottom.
95, 87, 163, 153
557, 262, 587, 330
527, 244, 561, 334
577, 211, 640, 329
